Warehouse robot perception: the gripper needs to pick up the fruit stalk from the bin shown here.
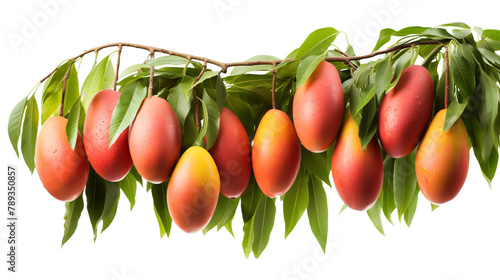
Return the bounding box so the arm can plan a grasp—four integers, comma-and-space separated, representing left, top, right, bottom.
444, 44, 450, 109
193, 60, 208, 128
271, 62, 277, 109
59, 59, 74, 116
112, 43, 123, 91
148, 49, 155, 98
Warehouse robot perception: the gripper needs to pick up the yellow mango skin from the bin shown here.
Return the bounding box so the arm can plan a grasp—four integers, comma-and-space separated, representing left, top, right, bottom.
415, 109, 469, 204
252, 109, 301, 197
167, 146, 220, 233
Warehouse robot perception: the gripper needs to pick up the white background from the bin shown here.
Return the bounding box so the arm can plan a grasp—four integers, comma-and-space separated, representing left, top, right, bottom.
1, 0, 500, 279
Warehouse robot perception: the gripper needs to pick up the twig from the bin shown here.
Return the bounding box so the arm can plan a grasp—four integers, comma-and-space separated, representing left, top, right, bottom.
113, 43, 123, 91
271, 62, 277, 110
334, 49, 357, 70
39, 40, 443, 84
148, 49, 155, 98
59, 60, 74, 116
193, 60, 208, 128
444, 44, 450, 109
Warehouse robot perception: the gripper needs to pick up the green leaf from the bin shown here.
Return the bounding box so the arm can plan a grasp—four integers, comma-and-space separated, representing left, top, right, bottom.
478, 70, 499, 160
283, 167, 309, 238
85, 167, 106, 241
444, 95, 468, 131
439, 22, 471, 29
301, 147, 331, 187
217, 198, 240, 232
372, 28, 396, 52
168, 81, 193, 131
471, 118, 498, 186
422, 28, 454, 39
295, 27, 339, 60
203, 193, 229, 235
129, 165, 143, 186
191, 70, 219, 89
202, 91, 221, 149
449, 45, 476, 99
108, 81, 147, 147
61, 194, 84, 246
431, 204, 439, 211
230, 55, 280, 75
119, 172, 137, 210
65, 98, 81, 150
252, 197, 276, 258
382, 157, 396, 224
63, 65, 80, 115
241, 174, 263, 222
296, 53, 326, 88
8, 97, 27, 157
393, 149, 418, 221
351, 96, 377, 150
100, 181, 120, 233
152, 182, 172, 238
42, 60, 72, 103
483, 29, 500, 42
216, 75, 227, 111
354, 84, 377, 115
307, 176, 328, 252
21, 96, 38, 173
41, 86, 60, 125
101, 191, 120, 233
242, 217, 255, 258
375, 57, 393, 99
193, 97, 209, 147
404, 187, 419, 227
226, 96, 255, 141
81, 55, 114, 109
338, 204, 347, 216
367, 190, 384, 235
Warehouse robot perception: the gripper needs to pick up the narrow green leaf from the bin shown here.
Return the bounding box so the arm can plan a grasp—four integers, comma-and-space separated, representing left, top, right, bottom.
252, 197, 276, 258
202, 91, 221, 149
439, 22, 471, 29
295, 27, 339, 59
431, 204, 439, 211
338, 204, 347, 216
108, 81, 147, 147
296, 53, 326, 88
483, 29, 500, 42
152, 182, 172, 237
21, 96, 38, 173
85, 167, 107, 241
100, 181, 120, 233
203, 193, 229, 235
354, 84, 377, 115
61, 194, 84, 246
81, 55, 113, 109
65, 98, 81, 150
393, 150, 417, 221
444, 95, 468, 131
42, 60, 72, 103
193, 97, 209, 147
241, 174, 263, 222
301, 147, 331, 187
307, 176, 328, 252
63, 65, 80, 115
191, 71, 219, 89
372, 28, 396, 52
129, 165, 143, 186
168, 81, 193, 131
404, 187, 419, 227
283, 167, 309, 238
216, 75, 227, 111
382, 157, 396, 224
242, 217, 255, 258
119, 172, 137, 210
8, 97, 27, 157
367, 190, 384, 235
450, 45, 476, 98
217, 198, 240, 232
375, 57, 393, 99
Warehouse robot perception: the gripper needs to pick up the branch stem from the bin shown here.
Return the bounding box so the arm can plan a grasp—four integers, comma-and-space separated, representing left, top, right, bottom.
148, 49, 155, 98
113, 43, 123, 91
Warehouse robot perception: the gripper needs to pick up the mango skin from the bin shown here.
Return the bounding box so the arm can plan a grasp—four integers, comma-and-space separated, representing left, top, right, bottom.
35, 116, 89, 202
331, 114, 383, 211
379, 65, 434, 158
129, 96, 182, 183
293, 61, 344, 153
167, 146, 220, 233
252, 109, 301, 197
415, 109, 469, 204
83, 89, 132, 181
208, 108, 251, 199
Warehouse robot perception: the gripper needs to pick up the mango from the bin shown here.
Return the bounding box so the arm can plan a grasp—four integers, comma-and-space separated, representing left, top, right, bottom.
35, 116, 89, 201
415, 109, 469, 204
129, 96, 182, 183
331, 114, 383, 211
83, 89, 132, 181
208, 108, 251, 199
167, 146, 220, 233
293, 61, 344, 152
379, 65, 434, 158
252, 109, 301, 197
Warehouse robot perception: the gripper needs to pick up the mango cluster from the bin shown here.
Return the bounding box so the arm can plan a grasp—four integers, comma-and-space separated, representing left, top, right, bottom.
34, 61, 470, 233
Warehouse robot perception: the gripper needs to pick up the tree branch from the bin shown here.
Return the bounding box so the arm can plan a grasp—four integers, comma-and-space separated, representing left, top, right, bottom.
148, 49, 155, 98
113, 43, 123, 91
